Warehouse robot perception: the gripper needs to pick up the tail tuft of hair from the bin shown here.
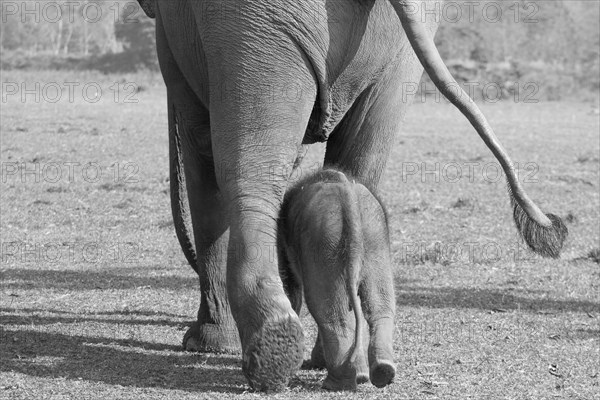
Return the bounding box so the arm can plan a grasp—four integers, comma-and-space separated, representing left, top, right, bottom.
511, 194, 568, 259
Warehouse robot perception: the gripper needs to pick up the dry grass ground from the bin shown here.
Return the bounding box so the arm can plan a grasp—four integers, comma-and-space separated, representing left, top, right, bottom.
1, 71, 599, 399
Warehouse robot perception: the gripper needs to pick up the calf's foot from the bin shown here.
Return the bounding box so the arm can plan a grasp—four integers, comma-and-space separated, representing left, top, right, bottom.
370, 359, 396, 388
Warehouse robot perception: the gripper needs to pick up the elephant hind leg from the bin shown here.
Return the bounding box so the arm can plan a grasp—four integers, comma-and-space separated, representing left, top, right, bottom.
323, 63, 414, 387
172, 102, 239, 354
304, 331, 370, 384
205, 59, 318, 393
324, 57, 422, 190
301, 332, 326, 370
156, 12, 238, 354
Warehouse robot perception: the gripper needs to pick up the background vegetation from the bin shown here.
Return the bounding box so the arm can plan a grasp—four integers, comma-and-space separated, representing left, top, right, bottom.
1, 0, 599, 100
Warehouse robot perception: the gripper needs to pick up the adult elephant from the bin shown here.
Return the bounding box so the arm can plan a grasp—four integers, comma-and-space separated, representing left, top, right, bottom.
136, 0, 567, 392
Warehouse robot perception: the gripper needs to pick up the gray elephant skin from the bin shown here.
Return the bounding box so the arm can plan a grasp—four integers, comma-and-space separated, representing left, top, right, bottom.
279, 168, 395, 390
135, 0, 567, 392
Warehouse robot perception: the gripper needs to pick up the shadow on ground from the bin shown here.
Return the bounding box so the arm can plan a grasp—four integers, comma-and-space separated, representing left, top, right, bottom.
1, 308, 187, 329
0, 322, 248, 394
2, 266, 195, 291
2, 265, 597, 393
5, 267, 598, 314
396, 284, 600, 314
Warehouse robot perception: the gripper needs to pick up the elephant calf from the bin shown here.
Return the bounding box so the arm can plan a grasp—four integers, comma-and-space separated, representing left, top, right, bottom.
278, 168, 396, 390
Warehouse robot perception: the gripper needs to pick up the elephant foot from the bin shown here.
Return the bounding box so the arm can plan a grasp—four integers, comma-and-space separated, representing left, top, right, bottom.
183, 321, 240, 354
242, 314, 304, 392
370, 360, 396, 388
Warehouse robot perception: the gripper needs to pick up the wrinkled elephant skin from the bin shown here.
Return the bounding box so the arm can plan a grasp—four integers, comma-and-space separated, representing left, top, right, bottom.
149, 0, 434, 391
135, 0, 567, 392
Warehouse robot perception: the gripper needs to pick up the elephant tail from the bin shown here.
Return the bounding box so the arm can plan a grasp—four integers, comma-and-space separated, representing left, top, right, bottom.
169, 101, 198, 273
335, 171, 366, 371
390, 0, 567, 258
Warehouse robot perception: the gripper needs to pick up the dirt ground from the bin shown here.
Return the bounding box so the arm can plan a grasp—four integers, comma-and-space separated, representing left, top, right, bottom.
1, 71, 598, 399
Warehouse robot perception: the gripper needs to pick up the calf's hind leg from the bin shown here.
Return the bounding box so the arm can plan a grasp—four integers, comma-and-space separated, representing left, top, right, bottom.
323, 63, 416, 386
356, 185, 396, 388
297, 185, 366, 390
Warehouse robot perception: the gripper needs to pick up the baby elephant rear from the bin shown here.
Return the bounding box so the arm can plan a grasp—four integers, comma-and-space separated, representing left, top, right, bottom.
279, 169, 396, 390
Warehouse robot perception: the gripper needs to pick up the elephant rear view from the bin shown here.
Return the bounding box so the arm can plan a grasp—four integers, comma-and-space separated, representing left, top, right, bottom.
135, 0, 567, 392
279, 168, 396, 390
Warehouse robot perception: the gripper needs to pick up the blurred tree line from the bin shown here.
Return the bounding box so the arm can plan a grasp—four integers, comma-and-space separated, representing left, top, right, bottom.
432, 0, 600, 99
0, 0, 598, 97
0, 0, 157, 71
435, 0, 599, 67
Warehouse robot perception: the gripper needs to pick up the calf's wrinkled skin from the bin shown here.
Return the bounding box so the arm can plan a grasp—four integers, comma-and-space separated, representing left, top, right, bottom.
134, 0, 566, 392
279, 169, 396, 391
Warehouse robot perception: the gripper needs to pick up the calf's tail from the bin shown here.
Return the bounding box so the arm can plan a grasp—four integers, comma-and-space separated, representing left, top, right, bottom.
334, 172, 366, 369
